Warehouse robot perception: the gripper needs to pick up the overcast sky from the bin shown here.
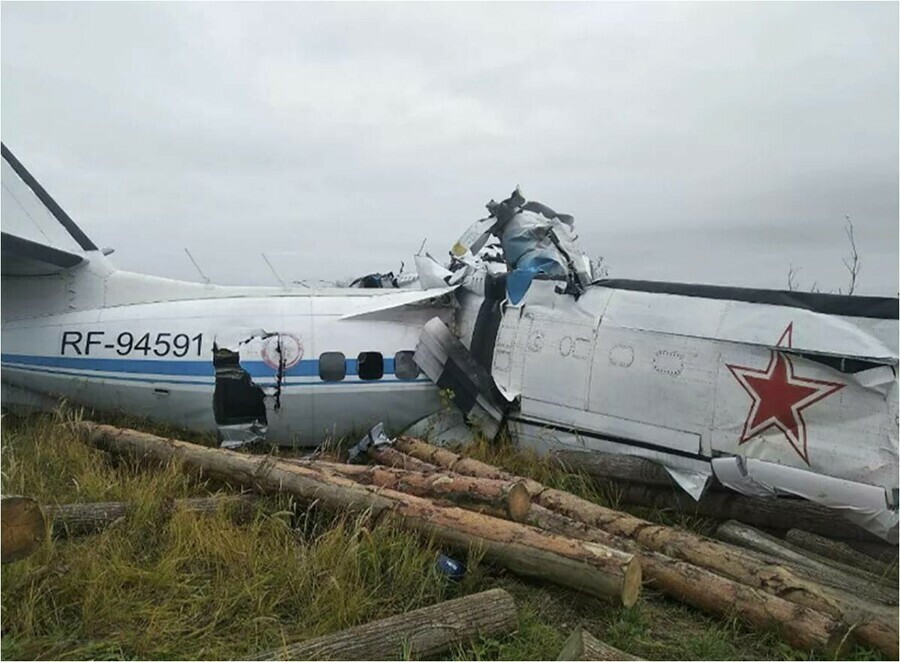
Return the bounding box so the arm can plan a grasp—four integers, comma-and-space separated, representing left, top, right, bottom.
2, 2, 897, 294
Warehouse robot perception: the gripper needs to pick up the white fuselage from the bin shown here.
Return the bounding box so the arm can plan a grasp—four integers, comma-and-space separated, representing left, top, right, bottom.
1, 269, 452, 445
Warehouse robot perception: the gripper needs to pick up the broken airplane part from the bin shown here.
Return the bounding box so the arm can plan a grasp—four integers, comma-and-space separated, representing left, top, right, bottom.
1, 144, 897, 541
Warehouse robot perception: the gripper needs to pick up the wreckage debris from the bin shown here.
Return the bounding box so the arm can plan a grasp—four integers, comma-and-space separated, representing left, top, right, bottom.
556, 625, 643, 661
454, 187, 594, 303
257, 588, 517, 661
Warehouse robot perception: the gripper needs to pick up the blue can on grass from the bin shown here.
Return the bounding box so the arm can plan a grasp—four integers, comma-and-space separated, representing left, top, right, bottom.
435, 554, 466, 581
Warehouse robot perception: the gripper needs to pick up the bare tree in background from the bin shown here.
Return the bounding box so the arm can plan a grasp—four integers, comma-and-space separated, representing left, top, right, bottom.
787, 264, 801, 292
786, 216, 861, 295
840, 215, 861, 295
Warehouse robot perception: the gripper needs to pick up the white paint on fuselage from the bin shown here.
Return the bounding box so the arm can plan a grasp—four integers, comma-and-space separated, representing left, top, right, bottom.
1, 291, 451, 445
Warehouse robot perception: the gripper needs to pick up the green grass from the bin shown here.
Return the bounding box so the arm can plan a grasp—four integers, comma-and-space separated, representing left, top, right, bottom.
1, 410, 889, 660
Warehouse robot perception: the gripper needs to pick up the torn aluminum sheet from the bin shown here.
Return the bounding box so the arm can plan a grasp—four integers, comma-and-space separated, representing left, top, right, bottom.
415, 316, 511, 440
414, 252, 469, 290
714, 457, 899, 542
349, 272, 401, 288
347, 421, 393, 463
710, 456, 777, 499
663, 466, 712, 500
451, 188, 593, 304
218, 421, 268, 449
404, 408, 477, 447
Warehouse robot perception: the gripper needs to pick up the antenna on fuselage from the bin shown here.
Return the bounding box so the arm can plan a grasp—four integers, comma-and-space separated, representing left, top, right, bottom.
184, 248, 211, 284
261, 253, 288, 289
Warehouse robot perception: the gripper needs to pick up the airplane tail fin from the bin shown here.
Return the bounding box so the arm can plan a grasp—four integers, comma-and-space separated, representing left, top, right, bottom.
1, 143, 103, 276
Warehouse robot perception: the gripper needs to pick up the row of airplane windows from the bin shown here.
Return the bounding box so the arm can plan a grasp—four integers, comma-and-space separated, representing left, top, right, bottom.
319, 350, 420, 382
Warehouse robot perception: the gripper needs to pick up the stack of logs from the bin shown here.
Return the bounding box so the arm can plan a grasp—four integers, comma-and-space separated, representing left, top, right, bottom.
7, 422, 897, 659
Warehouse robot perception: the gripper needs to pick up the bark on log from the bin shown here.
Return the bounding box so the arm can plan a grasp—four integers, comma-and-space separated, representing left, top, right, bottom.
45, 495, 258, 537
608, 482, 885, 542
717, 521, 897, 605
556, 626, 643, 661
284, 460, 532, 522
258, 588, 517, 660
1, 496, 46, 564
786, 529, 899, 580
529, 505, 850, 656
369, 446, 438, 473
77, 422, 641, 606
552, 451, 678, 489
390, 438, 898, 657
841, 538, 900, 565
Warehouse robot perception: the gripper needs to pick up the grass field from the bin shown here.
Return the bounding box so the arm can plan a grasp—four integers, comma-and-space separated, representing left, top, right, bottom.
0, 409, 887, 660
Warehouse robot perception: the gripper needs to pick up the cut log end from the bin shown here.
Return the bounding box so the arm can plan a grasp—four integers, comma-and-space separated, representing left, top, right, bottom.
621, 556, 642, 608
507, 482, 532, 522
557, 625, 643, 661
1, 496, 47, 564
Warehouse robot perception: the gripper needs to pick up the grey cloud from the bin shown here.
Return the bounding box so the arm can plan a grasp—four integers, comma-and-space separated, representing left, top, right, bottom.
1, 2, 896, 293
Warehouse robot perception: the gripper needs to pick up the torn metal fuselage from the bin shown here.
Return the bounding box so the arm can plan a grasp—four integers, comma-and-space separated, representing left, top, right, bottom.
422, 190, 900, 542
1, 143, 897, 541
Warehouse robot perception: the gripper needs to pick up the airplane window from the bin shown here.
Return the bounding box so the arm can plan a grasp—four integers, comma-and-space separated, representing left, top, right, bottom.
394, 351, 420, 380
319, 352, 346, 381
357, 352, 384, 381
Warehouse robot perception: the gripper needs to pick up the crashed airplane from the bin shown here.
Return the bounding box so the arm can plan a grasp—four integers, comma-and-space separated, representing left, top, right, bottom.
2, 144, 898, 541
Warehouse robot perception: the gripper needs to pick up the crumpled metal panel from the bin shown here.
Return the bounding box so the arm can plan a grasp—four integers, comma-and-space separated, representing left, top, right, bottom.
713, 456, 898, 542
450, 188, 592, 304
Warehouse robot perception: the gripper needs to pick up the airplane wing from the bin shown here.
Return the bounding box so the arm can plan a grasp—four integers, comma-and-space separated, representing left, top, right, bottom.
339, 285, 459, 320
1, 232, 85, 276
1, 143, 96, 276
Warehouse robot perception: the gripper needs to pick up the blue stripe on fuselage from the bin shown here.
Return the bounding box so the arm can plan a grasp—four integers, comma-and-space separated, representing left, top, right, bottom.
1, 353, 404, 381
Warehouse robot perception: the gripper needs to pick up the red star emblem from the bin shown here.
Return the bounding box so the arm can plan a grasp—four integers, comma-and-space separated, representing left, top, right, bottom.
726, 323, 844, 464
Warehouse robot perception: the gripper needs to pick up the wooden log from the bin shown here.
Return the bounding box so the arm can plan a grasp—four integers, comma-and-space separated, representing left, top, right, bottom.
77, 422, 642, 606
786, 529, 899, 580
600, 481, 881, 542
552, 450, 678, 488
45, 495, 259, 537
282, 459, 532, 522
550, 447, 886, 545
369, 445, 438, 473
717, 520, 897, 605
556, 625, 643, 661
529, 505, 850, 656
258, 588, 517, 660
842, 538, 900, 565
392, 437, 544, 494
391, 438, 898, 657
1, 496, 46, 564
